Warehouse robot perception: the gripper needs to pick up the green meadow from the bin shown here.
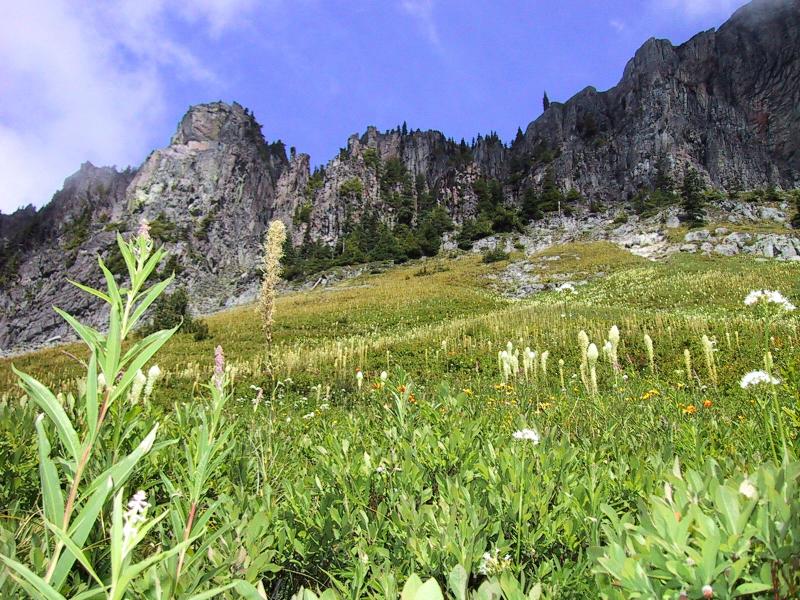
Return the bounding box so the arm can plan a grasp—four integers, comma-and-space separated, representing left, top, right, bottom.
1, 239, 798, 599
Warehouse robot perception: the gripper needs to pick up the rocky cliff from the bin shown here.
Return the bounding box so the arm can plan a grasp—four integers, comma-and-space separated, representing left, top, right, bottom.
1, 0, 798, 352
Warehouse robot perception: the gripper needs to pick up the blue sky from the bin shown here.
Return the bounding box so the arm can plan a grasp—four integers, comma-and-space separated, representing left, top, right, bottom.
0, 0, 749, 212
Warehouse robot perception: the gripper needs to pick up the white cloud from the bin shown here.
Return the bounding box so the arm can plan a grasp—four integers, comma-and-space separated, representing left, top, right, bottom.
610, 19, 626, 32
652, 0, 742, 19
400, 0, 441, 48
0, 0, 256, 213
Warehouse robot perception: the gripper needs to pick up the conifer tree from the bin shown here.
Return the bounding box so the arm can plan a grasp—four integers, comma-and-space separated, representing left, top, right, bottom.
681, 168, 706, 226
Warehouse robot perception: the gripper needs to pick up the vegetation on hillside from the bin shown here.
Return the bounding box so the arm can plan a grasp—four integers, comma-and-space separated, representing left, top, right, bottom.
1, 228, 798, 598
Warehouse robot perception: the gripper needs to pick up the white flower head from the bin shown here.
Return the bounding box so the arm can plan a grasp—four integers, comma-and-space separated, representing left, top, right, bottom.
578, 330, 589, 350
740, 370, 780, 388
744, 289, 796, 311
739, 478, 758, 500
143, 365, 162, 402
586, 343, 599, 364
128, 370, 147, 405
478, 548, 512, 577
558, 282, 576, 293
702, 584, 713, 598
302, 412, 315, 420
122, 490, 150, 556
380, 371, 388, 382
512, 428, 540, 444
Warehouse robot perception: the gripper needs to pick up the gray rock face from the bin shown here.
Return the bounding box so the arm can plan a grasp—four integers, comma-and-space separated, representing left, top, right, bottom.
1, 0, 800, 352
513, 0, 800, 199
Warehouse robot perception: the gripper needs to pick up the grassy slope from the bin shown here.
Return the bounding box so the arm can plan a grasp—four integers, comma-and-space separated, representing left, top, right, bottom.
2, 242, 799, 595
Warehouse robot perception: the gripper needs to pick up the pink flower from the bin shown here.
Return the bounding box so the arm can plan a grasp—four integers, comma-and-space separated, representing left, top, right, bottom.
137, 218, 151, 242
214, 345, 225, 391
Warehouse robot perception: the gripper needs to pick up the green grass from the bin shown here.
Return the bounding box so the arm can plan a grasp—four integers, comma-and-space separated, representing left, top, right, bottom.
1, 243, 799, 597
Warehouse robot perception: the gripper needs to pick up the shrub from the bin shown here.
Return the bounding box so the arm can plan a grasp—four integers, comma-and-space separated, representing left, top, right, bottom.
141, 286, 211, 340
790, 190, 800, 229
612, 212, 629, 225
482, 247, 509, 263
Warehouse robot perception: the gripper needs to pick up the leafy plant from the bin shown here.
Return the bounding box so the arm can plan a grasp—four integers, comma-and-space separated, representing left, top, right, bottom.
592, 458, 800, 599
0, 226, 255, 598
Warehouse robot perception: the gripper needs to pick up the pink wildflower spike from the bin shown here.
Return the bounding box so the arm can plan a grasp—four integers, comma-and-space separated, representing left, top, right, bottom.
137, 218, 151, 242
214, 345, 225, 391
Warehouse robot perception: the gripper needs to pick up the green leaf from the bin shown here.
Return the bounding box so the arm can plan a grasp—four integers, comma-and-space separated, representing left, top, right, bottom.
111, 328, 177, 405
126, 275, 174, 335
734, 582, 774, 595
138, 248, 166, 288
116, 233, 137, 284
67, 279, 111, 305
447, 564, 468, 600
110, 489, 124, 586
35, 415, 65, 528
415, 579, 444, 600
185, 582, 240, 600
104, 305, 121, 382
50, 477, 113, 590
85, 352, 99, 440
0, 554, 68, 600
98, 257, 122, 307
528, 583, 543, 600
85, 425, 158, 496
43, 522, 105, 588
52, 307, 100, 349
401, 574, 424, 600
14, 367, 80, 464
111, 537, 196, 600
71, 589, 106, 600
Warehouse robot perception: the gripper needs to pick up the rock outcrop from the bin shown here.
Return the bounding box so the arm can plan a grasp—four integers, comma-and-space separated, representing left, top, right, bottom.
1, 0, 799, 352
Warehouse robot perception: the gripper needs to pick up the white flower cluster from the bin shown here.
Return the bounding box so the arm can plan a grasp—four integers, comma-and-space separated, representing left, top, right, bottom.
128, 365, 162, 405
512, 428, 540, 444
122, 490, 150, 556
744, 289, 796, 311
478, 548, 512, 577
740, 370, 781, 388
498, 342, 519, 383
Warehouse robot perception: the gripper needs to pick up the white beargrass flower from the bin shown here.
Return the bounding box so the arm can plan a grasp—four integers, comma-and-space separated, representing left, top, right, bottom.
356, 370, 364, 390
586, 343, 599, 365
740, 370, 780, 388
701, 335, 717, 385
744, 289, 795, 311
259, 220, 287, 347
128, 370, 147, 405
643, 333, 654, 373
512, 428, 540, 443
738, 478, 757, 499
684, 349, 693, 382
702, 584, 713, 598
143, 365, 162, 402
380, 371, 388, 382
558, 282, 576, 293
